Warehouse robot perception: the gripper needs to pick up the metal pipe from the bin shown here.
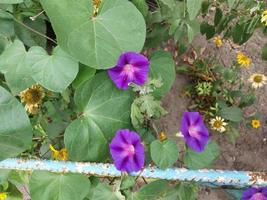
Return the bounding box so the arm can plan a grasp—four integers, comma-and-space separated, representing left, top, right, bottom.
0, 158, 266, 188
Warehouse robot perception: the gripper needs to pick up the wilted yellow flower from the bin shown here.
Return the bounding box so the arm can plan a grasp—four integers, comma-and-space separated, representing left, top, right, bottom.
248, 73, 267, 89
261, 10, 267, 26
159, 132, 167, 142
19, 84, 45, 115
214, 36, 223, 47
210, 116, 227, 133
49, 145, 68, 161
92, 0, 101, 16
0, 192, 7, 200
237, 52, 251, 67
251, 119, 261, 129
93, 0, 101, 7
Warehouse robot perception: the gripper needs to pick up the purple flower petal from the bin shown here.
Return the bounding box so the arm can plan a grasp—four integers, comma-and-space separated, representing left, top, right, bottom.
242, 187, 267, 200
180, 112, 209, 152
108, 52, 150, 90
109, 129, 145, 173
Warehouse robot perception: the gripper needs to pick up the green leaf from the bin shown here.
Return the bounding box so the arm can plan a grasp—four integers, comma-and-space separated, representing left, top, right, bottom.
131, 0, 148, 17
64, 118, 107, 162
262, 44, 267, 60
239, 93, 256, 108
0, 169, 10, 184
201, 0, 210, 14
72, 64, 96, 89
90, 183, 119, 200
40, 0, 146, 69
219, 106, 243, 122
227, 0, 235, 8
6, 182, 23, 200
160, 0, 175, 9
150, 139, 179, 169
64, 72, 133, 161
184, 141, 220, 169
149, 51, 175, 98
187, 0, 202, 20
176, 182, 198, 200
120, 175, 135, 191
200, 22, 215, 39
14, 18, 47, 48
0, 86, 32, 160
27, 46, 79, 92
136, 94, 167, 119
186, 20, 200, 43
131, 101, 144, 130
145, 24, 169, 48
0, 36, 9, 54
226, 126, 239, 145
214, 8, 222, 26
134, 180, 171, 200
29, 171, 91, 200
0, 40, 34, 94
0, 0, 23, 3
8, 170, 29, 186
232, 17, 259, 45
0, 18, 14, 37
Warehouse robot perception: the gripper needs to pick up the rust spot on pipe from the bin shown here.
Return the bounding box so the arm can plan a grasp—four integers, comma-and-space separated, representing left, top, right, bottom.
249, 172, 267, 184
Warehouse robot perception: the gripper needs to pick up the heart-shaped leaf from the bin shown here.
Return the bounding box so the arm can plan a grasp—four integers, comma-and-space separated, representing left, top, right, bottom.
149, 51, 175, 98
0, 40, 34, 94
72, 64, 96, 89
40, 0, 146, 69
89, 183, 120, 200
0, 86, 32, 160
187, 0, 202, 20
64, 72, 133, 161
150, 139, 179, 169
184, 141, 220, 169
29, 171, 91, 200
28, 46, 79, 92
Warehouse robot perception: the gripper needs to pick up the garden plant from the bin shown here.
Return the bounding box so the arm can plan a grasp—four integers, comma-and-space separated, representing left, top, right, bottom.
0, 0, 267, 199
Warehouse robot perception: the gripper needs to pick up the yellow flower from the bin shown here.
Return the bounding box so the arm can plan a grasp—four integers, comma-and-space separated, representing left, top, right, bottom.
0, 192, 7, 200
237, 52, 251, 67
251, 119, 261, 129
210, 116, 228, 133
261, 10, 267, 26
214, 36, 223, 47
49, 145, 68, 161
159, 132, 167, 142
248, 73, 267, 89
19, 84, 45, 115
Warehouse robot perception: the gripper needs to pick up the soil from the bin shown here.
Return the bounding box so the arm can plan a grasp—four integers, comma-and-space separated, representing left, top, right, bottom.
158, 30, 267, 199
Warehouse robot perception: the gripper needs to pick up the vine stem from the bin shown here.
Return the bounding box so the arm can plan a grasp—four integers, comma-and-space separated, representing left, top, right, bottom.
13, 17, 57, 45
30, 10, 45, 21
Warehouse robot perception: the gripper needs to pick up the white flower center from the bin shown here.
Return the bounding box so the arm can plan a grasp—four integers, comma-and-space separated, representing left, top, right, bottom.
251, 192, 265, 200
123, 64, 134, 74
188, 126, 200, 139
125, 144, 135, 155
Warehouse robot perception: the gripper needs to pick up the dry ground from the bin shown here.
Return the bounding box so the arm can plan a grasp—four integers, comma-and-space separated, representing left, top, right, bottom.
158, 30, 267, 199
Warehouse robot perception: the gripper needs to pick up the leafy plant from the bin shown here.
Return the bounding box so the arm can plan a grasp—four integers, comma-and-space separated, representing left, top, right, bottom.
0, 0, 266, 199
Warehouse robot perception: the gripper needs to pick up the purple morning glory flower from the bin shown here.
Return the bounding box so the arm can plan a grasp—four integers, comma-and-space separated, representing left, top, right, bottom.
242, 187, 267, 200
109, 129, 145, 173
180, 112, 209, 152
107, 52, 150, 90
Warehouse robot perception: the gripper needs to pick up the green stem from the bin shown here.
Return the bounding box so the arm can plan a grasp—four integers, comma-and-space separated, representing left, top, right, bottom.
13, 17, 57, 45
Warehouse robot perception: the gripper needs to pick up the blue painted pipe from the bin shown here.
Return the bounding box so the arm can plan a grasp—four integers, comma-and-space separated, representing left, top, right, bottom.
0, 158, 266, 188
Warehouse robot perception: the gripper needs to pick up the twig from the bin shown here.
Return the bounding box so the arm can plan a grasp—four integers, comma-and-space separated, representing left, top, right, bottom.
30, 10, 45, 21
13, 17, 57, 45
